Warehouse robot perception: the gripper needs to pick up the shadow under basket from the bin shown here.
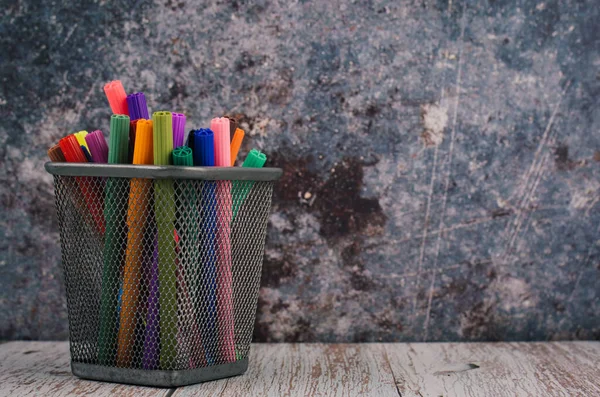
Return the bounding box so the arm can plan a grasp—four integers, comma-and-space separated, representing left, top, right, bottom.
45, 162, 282, 387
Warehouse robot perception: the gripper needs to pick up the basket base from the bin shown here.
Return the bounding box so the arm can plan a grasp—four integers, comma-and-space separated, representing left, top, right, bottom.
71, 359, 249, 387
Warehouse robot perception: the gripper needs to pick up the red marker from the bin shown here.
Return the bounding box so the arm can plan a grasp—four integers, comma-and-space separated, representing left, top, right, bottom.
59, 135, 105, 234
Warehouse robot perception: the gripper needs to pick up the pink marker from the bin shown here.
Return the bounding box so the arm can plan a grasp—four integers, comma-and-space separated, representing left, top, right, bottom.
210, 117, 235, 362
103, 80, 129, 116
210, 118, 231, 167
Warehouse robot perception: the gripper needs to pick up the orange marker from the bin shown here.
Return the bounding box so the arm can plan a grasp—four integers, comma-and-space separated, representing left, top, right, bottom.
230, 128, 245, 166
117, 119, 153, 366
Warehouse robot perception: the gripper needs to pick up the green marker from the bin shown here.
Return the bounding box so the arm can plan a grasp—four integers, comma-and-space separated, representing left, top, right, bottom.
98, 114, 130, 366
172, 145, 193, 166
152, 111, 177, 369
172, 146, 205, 365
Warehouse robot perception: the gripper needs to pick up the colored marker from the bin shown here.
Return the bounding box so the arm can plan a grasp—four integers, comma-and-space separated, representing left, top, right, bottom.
47, 144, 66, 162
85, 130, 109, 164
117, 119, 153, 367
98, 114, 130, 366
172, 113, 186, 148
211, 117, 235, 363
232, 149, 267, 220
173, 145, 206, 367
230, 128, 245, 166
192, 128, 218, 364
74, 131, 89, 150
104, 80, 129, 115
58, 135, 105, 234
153, 111, 177, 369
126, 92, 149, 120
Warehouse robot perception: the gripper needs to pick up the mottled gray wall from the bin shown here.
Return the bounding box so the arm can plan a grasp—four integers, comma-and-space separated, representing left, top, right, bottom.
1, 0, 599, 342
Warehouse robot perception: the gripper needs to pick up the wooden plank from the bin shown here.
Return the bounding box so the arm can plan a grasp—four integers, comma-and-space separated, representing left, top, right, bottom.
386, 342, 600, 397
3, 341, 600, 396
173, 343, 399, 397
0, 341, 170, 397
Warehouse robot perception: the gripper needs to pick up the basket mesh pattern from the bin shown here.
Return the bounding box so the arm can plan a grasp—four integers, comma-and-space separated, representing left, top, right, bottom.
53, 174, 273, 371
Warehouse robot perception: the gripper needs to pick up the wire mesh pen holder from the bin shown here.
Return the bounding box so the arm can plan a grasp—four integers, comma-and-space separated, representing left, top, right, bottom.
45, 162, 282, 387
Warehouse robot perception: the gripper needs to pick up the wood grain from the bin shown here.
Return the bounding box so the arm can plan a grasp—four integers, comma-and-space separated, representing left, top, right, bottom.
0, 341, 169, 397
2, 341, 599, 396
173, 344, 399, 397
385, 342, 600, 397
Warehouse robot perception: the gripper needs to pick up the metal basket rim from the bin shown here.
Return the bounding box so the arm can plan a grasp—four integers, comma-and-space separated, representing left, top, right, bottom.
45, 162, 282, 181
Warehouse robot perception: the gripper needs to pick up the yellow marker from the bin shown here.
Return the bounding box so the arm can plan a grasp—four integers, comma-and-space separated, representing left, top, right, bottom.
74, 130, 89, 150
230, 128, 245, 166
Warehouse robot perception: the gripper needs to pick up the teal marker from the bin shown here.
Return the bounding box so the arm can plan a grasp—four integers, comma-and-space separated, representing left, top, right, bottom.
232, 149, 267, 221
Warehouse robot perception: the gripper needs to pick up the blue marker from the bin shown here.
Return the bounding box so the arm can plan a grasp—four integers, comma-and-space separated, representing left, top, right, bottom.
81, 145, 93, 162
192, 129, 218, 364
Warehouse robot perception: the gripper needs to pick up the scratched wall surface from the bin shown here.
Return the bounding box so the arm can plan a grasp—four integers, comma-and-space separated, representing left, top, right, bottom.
1, 0, 599, 341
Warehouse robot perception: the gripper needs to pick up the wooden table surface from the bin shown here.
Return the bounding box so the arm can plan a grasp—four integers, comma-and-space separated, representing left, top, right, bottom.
1, 341, 599, 396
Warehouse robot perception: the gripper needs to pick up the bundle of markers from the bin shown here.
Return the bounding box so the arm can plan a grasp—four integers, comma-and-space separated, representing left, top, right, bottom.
47, 80, 267, 370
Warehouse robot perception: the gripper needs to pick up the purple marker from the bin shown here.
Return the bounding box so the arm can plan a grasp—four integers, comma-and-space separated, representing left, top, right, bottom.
172, 113, 186, 148
84, 130, 109, 163
126, 92, 149, 120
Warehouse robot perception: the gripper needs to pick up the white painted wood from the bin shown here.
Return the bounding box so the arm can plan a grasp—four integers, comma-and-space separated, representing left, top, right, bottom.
173, 343, 399, 397
2, 341, 599, 396
385, 342, 600, 397
0, 341, 169, 397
